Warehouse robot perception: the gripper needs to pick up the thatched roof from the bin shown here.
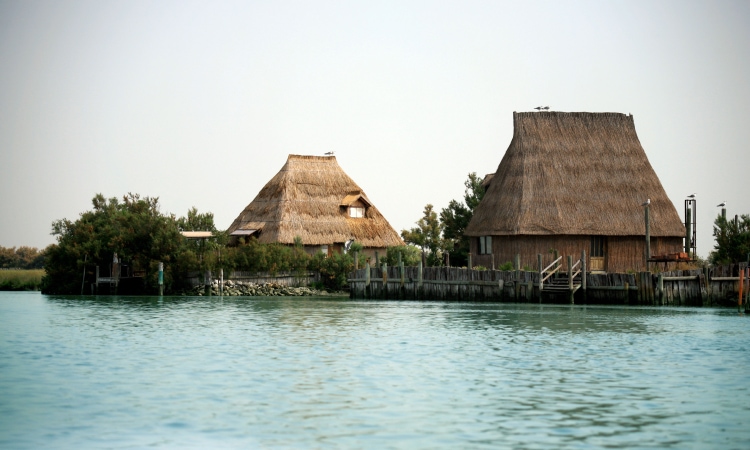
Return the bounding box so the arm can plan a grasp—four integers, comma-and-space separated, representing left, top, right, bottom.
466, 111, 685, 237
227, 155, 403, 247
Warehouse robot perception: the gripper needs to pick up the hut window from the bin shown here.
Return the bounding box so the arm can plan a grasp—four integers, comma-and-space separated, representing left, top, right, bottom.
349, 206, 365, 218
320, 245, 328, 257
591, 236, 605, 257
479, 236, 492, 255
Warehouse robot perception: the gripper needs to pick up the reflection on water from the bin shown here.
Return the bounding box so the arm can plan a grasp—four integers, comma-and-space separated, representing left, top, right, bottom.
1, 292, 749, 449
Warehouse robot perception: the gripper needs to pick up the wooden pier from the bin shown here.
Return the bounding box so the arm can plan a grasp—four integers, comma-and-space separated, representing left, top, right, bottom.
348, 256, 750, 307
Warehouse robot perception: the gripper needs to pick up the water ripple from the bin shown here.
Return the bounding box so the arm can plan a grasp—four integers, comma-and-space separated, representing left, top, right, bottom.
0, 293, 749, 448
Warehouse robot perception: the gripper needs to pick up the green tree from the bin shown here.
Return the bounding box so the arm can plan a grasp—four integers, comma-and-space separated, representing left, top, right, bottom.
710, 213, 750, 265
42, 193, 183, 294
384, 245, 422, 266
401, 204, 444, 266
440, 172, 485, 267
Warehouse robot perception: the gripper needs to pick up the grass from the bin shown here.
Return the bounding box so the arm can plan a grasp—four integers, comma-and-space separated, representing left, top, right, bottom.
0, 269, 45, 291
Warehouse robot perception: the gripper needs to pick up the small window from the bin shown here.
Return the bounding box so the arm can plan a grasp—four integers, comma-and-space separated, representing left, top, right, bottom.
478, 236, 492, 255
591, 236, 604, 257
320, 245, 328, 257
349, 206, 364, 218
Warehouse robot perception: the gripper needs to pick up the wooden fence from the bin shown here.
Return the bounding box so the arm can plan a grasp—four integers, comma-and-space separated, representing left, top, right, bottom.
348, 263, 750, 307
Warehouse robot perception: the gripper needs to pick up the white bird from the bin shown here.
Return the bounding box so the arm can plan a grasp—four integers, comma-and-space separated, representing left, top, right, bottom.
642, 199, 650, 206
717, 201, 726, 207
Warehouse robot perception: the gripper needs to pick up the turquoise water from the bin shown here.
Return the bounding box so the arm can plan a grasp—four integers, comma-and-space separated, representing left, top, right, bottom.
1, 292, 749, 449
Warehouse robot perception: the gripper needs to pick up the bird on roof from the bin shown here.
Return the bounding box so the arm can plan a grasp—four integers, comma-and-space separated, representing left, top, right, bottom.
717, 201, 726, 207
324, 151, 334, 156
642, 199, 650, 206
687, 193, 696, 199
534, 106, 550, 111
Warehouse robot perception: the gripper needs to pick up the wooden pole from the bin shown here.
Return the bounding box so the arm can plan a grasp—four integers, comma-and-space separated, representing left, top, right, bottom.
567, 255, 574, 303
205, 269, 211, 296
657, 273, 664, 304
382, 262, 387, 300
739, 267, 744, 312
418, 261, 423, 299
581, 249, 587, 303
80, 254, 88, 295
514, 254, 521, 301
538, 254, 543, 294
685, 207, 692, 255
365, 260, 372, 298
645, 204, 651, 271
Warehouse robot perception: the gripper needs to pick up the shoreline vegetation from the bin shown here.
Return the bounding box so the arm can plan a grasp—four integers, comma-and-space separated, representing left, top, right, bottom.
0, 269, 44, 291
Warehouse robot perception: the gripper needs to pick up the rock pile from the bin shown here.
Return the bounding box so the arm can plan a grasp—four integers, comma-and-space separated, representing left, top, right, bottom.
188, 280, 324, 297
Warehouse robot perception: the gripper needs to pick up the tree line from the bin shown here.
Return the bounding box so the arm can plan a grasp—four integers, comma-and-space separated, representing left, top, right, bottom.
0, 246, 46, 269
19, 180, 750, 295
41, 193, 389, 294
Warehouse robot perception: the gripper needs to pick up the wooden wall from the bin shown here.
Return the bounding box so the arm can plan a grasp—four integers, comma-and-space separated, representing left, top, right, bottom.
470, 235, 683, 273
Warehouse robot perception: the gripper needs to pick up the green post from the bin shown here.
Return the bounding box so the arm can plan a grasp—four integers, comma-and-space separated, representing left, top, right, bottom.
158, 262, 164, 296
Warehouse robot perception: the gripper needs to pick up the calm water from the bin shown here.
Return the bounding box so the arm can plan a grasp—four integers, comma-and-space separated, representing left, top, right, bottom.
1, 292, 749, 449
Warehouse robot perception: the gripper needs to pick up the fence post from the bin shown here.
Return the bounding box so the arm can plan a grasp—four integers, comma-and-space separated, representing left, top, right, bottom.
418, 261, 423, 299
514, 254, 521, 301
204, 269, 211, 296
382, 262, 388, 300
365, 260, 371, 299
658, 273, 664, 305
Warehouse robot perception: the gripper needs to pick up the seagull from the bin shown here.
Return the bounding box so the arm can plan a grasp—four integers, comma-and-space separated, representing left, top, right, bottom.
324, 151, 334, 156
717, 201, 726, 207
641, 199, 650, 206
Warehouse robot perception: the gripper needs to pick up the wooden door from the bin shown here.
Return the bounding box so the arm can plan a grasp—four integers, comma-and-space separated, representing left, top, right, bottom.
590, 236, 606, 272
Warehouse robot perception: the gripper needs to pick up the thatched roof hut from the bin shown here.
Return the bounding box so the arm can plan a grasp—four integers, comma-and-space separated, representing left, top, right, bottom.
465, 111, 685, 272
227, 155, 403, 254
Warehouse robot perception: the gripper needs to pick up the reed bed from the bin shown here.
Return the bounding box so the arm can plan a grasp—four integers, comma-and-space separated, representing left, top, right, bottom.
0, 269, 44, 291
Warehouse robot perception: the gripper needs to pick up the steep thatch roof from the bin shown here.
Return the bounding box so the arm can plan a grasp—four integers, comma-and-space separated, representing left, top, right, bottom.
466, 111, 685, 237
227, 155, 404, 247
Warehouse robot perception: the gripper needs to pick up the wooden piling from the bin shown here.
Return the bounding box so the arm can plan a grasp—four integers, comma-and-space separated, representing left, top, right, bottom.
538, 254, 543, 295
514, 254, 521, 301
581, 250, 587, 303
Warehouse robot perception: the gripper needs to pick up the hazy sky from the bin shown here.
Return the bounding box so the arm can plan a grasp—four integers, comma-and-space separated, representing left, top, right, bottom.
1, 0, 749, 258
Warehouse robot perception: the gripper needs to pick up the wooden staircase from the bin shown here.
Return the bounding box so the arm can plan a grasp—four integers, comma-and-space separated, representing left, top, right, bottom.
540, 255, 584, 302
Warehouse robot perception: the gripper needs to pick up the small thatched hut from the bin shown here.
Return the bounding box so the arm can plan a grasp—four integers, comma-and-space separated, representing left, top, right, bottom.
465, 111, 685, 273
227, 154, 403, 258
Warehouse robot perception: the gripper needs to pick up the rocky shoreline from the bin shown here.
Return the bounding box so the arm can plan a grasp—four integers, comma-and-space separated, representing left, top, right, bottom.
184, 280, 344, 297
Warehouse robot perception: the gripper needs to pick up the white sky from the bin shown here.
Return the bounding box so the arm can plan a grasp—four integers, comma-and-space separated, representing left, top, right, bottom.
1, 0, 749, 259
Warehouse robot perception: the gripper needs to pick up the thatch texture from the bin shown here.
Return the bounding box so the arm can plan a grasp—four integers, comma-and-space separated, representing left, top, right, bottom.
466, 112, 685, 238
227, 155, 403, 249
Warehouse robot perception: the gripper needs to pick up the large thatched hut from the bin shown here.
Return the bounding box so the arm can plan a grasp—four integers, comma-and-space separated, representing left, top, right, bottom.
465, 111, 685, 273
227, 154, 403, 258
